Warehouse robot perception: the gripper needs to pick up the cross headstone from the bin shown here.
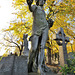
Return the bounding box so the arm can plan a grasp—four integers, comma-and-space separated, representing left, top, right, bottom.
53, 27, 69, 67
23, 34, 29, 56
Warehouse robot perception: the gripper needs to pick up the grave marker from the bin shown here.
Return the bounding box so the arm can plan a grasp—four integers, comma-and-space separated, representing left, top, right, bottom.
53, 27, 69, 66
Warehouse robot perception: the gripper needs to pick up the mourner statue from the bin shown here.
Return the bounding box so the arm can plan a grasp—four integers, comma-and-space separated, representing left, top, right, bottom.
27, 0, 54, 74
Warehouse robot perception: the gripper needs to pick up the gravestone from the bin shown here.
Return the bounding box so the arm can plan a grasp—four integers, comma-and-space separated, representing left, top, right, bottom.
13, 56, 28, 75
0, 55, 28, 75
0, 55, 15, 75
53, 27, 69, 67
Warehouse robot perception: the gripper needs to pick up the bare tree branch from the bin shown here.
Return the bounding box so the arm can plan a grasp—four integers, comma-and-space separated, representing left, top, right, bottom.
0, 43, 17, 47
4, 38, 20, 50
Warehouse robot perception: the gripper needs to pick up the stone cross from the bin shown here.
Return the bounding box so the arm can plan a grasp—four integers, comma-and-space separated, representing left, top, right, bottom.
53, 27, 69, 67
23, 34, 29, 56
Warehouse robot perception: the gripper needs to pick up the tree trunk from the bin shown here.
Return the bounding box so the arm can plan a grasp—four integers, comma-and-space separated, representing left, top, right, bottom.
19, 43, 23, 56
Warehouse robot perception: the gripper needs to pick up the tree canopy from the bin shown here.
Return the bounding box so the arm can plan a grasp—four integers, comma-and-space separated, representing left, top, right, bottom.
2, 0, 75, 55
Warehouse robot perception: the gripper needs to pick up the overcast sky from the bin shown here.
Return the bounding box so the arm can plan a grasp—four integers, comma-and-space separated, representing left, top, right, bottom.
0, 0, 16, 30
0, 0, 15, 55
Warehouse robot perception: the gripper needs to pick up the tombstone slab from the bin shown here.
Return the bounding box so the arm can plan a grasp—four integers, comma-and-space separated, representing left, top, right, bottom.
13, 56, 28, 75
0, 55, 15, 75
0, 55, 28, 75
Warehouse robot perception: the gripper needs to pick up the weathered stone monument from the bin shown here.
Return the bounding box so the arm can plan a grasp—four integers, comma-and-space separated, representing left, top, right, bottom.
0, 55, 15, 75
27, 0, 54, 74
53, 27, 69, 67
0, 55, 28, 75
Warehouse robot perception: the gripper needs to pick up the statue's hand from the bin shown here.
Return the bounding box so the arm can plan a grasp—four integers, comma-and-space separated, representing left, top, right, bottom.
27, 0, 33, 5
47, 18, 54, 28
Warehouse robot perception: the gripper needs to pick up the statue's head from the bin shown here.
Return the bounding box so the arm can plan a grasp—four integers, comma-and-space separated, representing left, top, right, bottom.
35, 0, 46, 6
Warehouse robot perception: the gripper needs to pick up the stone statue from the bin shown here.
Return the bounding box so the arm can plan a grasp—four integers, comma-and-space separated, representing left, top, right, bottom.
27, 0, 54, 74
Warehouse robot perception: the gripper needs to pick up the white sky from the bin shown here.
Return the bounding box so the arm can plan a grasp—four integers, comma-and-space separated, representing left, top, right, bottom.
0, 0, 16, 56
0, 0, 16, 30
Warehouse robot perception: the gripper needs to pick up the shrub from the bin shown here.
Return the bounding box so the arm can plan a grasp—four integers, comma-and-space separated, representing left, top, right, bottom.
60, 52, 75, 75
